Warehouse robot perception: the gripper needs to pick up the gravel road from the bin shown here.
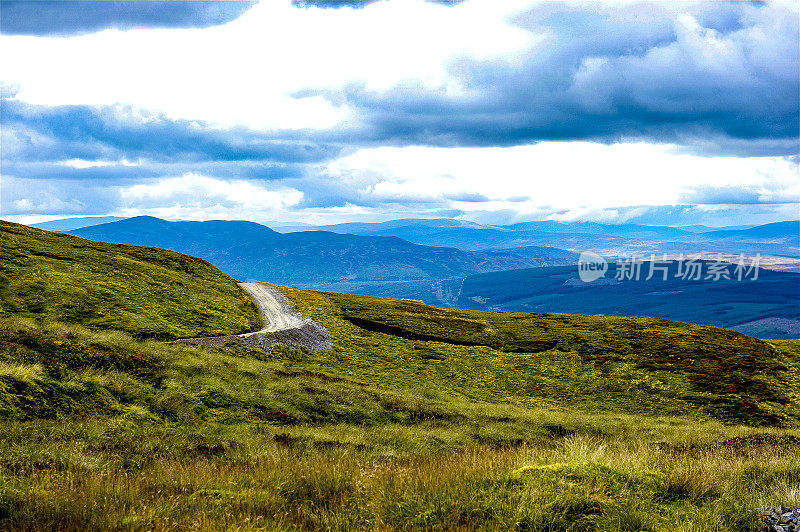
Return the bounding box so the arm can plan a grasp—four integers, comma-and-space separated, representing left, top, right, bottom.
238, 282, 310, 334
174, 283, 332, 352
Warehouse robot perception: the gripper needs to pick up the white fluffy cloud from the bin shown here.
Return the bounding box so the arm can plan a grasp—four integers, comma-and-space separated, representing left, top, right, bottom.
118, 173, 303, 220
321, 142, 799, 218
0, 0, 534, 130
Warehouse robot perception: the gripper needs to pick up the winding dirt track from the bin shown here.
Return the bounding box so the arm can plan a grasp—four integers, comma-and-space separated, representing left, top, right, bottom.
238, 282, 309, 334
173, 283, 331, 351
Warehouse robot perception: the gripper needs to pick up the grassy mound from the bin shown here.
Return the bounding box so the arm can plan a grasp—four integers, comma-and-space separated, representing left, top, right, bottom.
282, 289, 800, 426
0, 221, 261, 338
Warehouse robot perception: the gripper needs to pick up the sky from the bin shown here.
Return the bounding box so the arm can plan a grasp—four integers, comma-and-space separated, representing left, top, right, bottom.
1, 0, 798, 227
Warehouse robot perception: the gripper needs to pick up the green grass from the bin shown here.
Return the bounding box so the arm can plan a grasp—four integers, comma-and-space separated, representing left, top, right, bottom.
0, 315, 800, 530
280, 288, 800, 427
0, 221, 261, 338
4, 422, 800, 531
3, 226, 800, 530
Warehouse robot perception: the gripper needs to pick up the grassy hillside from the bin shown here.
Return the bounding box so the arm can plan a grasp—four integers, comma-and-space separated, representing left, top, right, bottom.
2, 278, 794, 427
0, 221, 261, 338
280, 288, 799, 426
1, 315, 799, 530
2, 225, 800, 530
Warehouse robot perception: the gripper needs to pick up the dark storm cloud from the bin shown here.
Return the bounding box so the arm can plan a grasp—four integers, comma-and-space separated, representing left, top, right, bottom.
2, 160, 305, 183
0, 1, 255, 36
303, 1, 799, 156
2, 98, 342, 172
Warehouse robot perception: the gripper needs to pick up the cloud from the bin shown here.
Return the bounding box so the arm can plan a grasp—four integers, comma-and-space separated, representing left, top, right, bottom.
2, 161, 160, 182
7, 1, 794, 156
309, 1, 798, 155
678, 186, 763, 205
1, 97, 338, 194
679, 183, 800, 205
5, 105, 795, 225
0, 176, 121, 217
291, 0, 383, 9
120, 173, 303, 211
1, 0, 797, 226
0, 172, 305, 223
291, 0, 462, 8
2, 98, 342, 166
0, 0, 535, 129
0, 1, 255, 36
445, 192, 491, 203
315, 142, 799, 217
456, 203, 800, 228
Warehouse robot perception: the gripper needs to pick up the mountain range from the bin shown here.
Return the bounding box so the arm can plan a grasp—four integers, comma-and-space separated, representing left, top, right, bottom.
52, 215, 800, 338
32, 216, 127, 232
284, 218, 800, 259
69, 216, 561, 286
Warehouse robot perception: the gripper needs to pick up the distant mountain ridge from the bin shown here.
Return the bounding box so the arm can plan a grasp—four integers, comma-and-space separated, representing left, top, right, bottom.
700, 221, 799, 239
36, 215, 798, 258
500, 220, 694, 238
281, 217, 799, 257
32, 216, 127, 232
69, 216, 559, 287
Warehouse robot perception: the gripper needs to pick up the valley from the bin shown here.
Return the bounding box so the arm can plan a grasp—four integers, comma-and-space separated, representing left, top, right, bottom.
65, 216, 800, 339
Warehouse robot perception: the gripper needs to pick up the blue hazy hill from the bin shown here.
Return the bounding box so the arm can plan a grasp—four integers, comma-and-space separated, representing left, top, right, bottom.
69, 216, 550, 285
454, 261, 800, 339
32, 216, 127, 232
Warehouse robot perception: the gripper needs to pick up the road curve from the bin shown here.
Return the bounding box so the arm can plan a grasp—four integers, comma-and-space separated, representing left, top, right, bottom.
172, 283, 331, 352
238, 282, 311, 334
